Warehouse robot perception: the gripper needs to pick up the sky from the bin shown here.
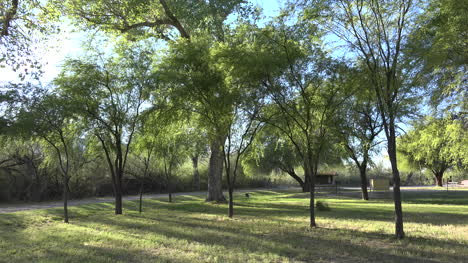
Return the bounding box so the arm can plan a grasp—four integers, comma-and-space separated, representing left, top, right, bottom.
1, 0, 282, 85
0, 0, 391, 168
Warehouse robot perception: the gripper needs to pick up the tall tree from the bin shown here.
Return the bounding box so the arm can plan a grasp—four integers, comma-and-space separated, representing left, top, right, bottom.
57, 0, 249, 202
305, 0, 418, 238
258, 22, 352, 227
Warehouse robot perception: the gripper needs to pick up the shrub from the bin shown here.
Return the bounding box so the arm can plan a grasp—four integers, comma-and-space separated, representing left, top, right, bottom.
316, 200, 331, 211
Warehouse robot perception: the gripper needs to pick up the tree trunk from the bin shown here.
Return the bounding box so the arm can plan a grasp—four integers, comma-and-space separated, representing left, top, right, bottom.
435, 172, 444, 187
388, 133, 404, 239
168, 192, 172, 202
114, 172, 123, 214
309, 172, 316, 228
115, 189, 123, 214
285, 169, 306, 192
63, 175, 69, 223
304, 160, 316, 228
139, 181, 144, 213
228, 187, 234, 218
359, 166, 369, 201
304, 173, 310, 193
192, 155, 200, 191
206, 136, 226, 202
404, 172, 414, 186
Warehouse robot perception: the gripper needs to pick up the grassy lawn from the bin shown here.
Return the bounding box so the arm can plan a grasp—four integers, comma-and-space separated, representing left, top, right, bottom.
0, 190, 467, 263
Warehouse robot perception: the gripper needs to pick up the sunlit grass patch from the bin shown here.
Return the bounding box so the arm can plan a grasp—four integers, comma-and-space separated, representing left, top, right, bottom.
0, 189, 467, 262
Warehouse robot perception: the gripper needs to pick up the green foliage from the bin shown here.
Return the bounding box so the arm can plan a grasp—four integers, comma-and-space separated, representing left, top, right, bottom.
0, 0, 59, 79
56, 0, 247, 40
407, 0, 468, 110
398, 116, 468, 178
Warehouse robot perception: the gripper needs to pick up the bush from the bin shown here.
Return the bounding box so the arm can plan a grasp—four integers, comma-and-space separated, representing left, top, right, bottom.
316, 200, 331, 211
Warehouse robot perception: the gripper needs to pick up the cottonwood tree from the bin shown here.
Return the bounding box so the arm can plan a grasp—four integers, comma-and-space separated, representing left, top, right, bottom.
304, 0, 418, 238
157, 34, 235, 202
55, 46, 151, 214
57, 0, 248, 203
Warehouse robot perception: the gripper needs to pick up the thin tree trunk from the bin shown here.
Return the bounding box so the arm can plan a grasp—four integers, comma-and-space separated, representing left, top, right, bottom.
192, 155, 200, 191
115, 172, 123, 214
206, 136, 226, 202
303, 172, 310, 193
305, 160, 316, 228
309, 173, 316, 228
359, 166, 369, 200
228, 187, 234, 218
63, 175, 69, 223
139, 181, 144, 213
388, 133, 404, 239
115, 190, 123, 214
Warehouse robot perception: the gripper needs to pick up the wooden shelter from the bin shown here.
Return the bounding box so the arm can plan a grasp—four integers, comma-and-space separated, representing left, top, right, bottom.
316, 172, 338, 185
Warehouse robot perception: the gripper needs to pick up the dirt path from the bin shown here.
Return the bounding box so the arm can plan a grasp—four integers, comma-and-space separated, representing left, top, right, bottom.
2, 186, 464, 214
0, 188, 281, 214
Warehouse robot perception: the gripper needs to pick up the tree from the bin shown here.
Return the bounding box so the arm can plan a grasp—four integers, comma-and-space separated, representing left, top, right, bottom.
157, 34, 235, 202
55, 46, 151, 214
15, 91, 78, 222
247, 128, 306, 191
338, 72, 383, 200
129, 131, 156, 213
398, 116, 468, 186
258, 22, 352, 227
223, 102, 263, 218
153, 122, 190, 203
186, 123, 208, 191
305, 0, 418, 238
56, 0, 246, 41
58, 0, 254, 203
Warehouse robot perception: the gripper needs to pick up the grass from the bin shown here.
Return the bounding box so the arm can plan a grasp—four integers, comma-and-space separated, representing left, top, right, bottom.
0, 189, 467, 263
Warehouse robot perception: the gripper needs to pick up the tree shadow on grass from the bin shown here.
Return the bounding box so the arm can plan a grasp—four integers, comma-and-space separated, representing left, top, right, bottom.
1, 197, 467, 263
75, 210, 467, 263
401, 191, 468, 206
234, 201, 468, 226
